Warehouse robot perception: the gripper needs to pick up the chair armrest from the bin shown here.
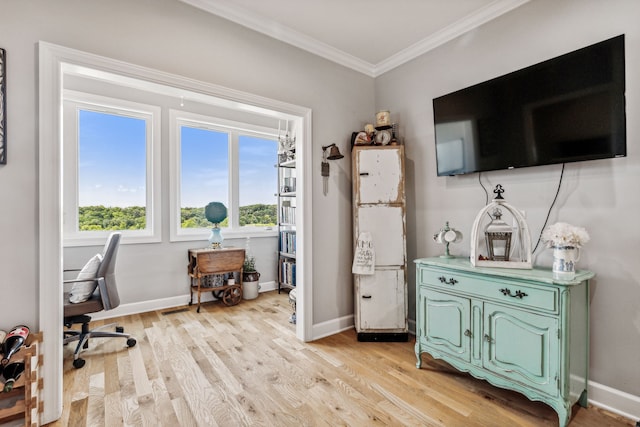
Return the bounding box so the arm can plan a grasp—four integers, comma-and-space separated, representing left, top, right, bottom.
63, 278, 98, 284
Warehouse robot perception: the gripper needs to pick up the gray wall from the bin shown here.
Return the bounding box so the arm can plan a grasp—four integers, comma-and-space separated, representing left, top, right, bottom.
376, 0, 640, 397
2, 0, 638, 411
0, 0, 369, 329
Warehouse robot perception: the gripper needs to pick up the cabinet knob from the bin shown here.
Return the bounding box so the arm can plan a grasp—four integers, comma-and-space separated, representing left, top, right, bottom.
464, 329, 472, 337
484, 334, 494, 343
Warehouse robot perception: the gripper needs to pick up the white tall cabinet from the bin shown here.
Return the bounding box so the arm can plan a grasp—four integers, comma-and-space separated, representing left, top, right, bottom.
352, 145, 408, 341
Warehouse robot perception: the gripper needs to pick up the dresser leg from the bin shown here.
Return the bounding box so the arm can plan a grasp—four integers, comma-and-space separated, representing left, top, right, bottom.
578, 389, 588, 407
556, 402, 570, 427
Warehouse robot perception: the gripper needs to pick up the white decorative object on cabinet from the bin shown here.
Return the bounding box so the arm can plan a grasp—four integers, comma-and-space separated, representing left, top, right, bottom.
352, 145, 408, 341
469, 184, 532, 269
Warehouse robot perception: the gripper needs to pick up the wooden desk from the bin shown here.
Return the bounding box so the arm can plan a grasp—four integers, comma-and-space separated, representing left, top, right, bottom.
188, 247, 245, 312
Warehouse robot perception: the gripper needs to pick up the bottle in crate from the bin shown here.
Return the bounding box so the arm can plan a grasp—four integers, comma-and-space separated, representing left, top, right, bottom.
1, 326, 30, 366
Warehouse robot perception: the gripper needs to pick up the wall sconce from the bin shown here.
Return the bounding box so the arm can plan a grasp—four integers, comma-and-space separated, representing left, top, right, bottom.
322, 143, 344, 160
321, 144, 344, 195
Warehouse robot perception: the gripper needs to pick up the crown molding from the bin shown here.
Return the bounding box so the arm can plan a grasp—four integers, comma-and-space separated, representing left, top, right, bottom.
180, 0, 376, 76
373, 0, 531, 77
180, 0, 529, 78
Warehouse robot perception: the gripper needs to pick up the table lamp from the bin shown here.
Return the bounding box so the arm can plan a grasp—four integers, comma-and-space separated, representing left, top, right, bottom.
205, 202, 227, 249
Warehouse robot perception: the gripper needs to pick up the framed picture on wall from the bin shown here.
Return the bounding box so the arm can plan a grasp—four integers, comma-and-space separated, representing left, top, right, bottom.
0, 47, 5, 165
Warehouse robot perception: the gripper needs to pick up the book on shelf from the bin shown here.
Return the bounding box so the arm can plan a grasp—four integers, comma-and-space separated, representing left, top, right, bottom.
280, 204, 296, 225
279, 230, 296, 254
280, 258, 296, 286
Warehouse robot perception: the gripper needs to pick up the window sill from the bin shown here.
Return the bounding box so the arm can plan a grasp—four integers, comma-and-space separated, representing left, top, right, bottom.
170, 227, 278, 242
64, 231, 161, 247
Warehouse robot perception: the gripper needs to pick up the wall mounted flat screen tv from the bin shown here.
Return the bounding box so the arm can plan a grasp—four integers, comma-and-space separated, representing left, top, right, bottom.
433, 35, 626, 176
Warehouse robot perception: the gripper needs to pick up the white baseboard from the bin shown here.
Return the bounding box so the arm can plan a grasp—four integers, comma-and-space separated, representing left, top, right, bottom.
588, 379, 640, 422
91, 281, 277, 321
258, 280, 278, 292
311, 314, 354, 340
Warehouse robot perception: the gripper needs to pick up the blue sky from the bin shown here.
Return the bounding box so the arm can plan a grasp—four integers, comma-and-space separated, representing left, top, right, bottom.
78, 110, 278, 208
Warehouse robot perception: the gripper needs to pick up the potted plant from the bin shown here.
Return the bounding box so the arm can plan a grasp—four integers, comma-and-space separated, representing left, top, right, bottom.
242, 255, 260, 300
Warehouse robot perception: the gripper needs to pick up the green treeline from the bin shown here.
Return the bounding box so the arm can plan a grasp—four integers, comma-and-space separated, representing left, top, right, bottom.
237, 204, 277, 227
78, 204, 277, 230
79, 206, 146, 230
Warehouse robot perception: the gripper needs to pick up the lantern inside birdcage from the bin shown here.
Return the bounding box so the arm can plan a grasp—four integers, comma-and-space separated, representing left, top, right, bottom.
484, 207, 512, 261
470, 185, 532, 269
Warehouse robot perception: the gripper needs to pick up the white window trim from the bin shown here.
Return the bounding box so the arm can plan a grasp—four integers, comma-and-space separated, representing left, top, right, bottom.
169, 109, 279, 242
62, 90, 162, 246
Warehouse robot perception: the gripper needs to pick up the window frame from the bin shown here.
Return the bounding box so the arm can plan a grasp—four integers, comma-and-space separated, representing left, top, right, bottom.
169, 109, 279, 242
62, 90, 162, 246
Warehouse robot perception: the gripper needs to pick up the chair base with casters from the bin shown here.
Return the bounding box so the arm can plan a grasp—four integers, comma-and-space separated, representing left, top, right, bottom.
63, 312, 136, 369
63, 232, 136, 369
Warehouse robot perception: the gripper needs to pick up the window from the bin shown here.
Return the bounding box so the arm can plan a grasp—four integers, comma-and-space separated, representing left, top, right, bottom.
239, 135, 278, 227
179, 126, 230, 228
170, 110, 278, 241
62, 91, 161, 245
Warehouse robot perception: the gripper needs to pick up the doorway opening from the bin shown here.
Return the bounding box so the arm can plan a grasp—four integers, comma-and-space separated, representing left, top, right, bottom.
38, 42, 312, 424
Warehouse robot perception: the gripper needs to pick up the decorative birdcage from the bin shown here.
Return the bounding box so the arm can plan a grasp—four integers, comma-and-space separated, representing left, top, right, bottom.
470, 185, 532, 269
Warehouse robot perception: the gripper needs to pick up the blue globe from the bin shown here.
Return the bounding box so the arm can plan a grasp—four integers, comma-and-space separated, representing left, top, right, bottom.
205, 202, 227, 224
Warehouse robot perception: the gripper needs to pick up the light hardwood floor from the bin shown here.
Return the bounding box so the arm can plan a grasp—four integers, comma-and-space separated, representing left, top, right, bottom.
48, 291, 632, 427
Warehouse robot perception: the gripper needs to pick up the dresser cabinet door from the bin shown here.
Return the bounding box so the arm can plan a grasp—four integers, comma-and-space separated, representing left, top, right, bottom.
357, 269, 405, 330
483, 303, 559, 396
419, 288, 471, 362
355, 205, 405, 266
355, 148, 403, 205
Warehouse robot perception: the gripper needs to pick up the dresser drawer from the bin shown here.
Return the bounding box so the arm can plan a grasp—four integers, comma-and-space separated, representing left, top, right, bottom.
418, 267, 558, 313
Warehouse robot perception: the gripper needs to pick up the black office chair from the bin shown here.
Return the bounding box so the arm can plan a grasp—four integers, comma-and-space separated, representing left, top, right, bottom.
63, 232, 136, 368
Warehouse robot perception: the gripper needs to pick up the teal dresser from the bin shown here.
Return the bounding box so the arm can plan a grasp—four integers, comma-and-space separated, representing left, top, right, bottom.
414, 257, 594, 427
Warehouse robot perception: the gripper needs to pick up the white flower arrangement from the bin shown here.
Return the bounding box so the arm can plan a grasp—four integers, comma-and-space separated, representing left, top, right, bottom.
541, 222, 590, 248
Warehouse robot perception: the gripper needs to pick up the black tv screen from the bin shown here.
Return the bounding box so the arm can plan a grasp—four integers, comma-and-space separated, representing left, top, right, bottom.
433, 35, 626, 176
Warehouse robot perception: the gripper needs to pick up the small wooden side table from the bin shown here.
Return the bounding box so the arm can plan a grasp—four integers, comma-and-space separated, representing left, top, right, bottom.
188, 247, 245, 313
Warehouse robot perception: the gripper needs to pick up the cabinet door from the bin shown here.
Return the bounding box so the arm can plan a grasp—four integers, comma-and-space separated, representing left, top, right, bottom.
355, 148, 403, 205
483, 303, 559, 396
419, 288, 471, 362
357, 269, 405, 331
355, 205, 405, 266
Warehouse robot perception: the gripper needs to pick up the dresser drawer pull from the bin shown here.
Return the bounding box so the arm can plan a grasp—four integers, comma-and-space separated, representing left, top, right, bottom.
464, 329, 472, 337
362, 295, 372, 299
499, 288, 528, 299
438, 276, 458, 285
484, 334, 494, 343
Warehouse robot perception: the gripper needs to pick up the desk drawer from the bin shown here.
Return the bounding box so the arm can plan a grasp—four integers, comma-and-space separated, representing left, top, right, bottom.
418, 267, 558, 313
